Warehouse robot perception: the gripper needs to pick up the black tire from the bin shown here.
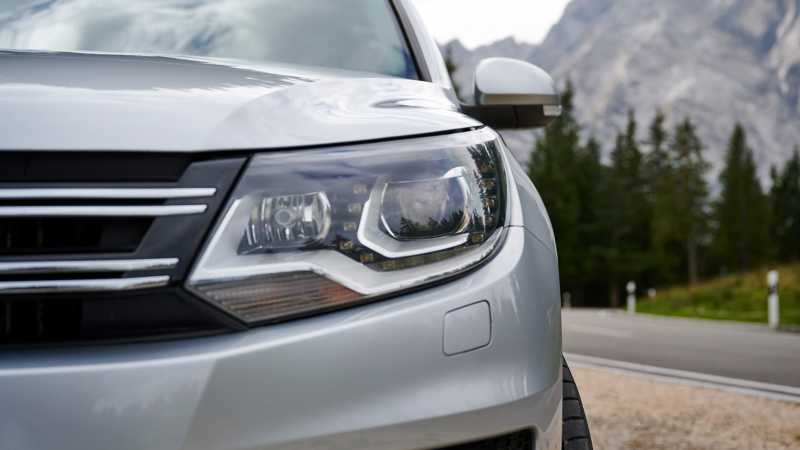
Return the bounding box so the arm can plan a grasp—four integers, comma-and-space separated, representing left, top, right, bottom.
562, 357, 593, 450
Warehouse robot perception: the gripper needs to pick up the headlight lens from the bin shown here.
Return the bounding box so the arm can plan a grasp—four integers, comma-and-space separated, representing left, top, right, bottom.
187, 128, 506, 324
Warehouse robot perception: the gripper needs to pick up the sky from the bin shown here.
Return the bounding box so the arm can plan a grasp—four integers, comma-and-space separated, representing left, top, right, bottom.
410, 0, 572, 50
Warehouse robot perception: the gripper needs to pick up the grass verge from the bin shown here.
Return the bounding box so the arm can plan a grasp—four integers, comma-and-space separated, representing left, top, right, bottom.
636, 263, 800, 325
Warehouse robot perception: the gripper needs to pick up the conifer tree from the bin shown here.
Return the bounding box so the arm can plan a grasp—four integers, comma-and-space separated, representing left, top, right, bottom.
643, 111, 672, 280
564, 135, 609, 301
644, 110, 670, 200
769, 147, 800, 261
650, 118, 709, 284
604, 110, 651, 305
527, 80, 581, 290
712, 124, 769, 272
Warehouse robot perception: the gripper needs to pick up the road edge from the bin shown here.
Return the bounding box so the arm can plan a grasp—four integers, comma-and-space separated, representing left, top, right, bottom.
597, 308, 800, 333
564, 353, 800, 404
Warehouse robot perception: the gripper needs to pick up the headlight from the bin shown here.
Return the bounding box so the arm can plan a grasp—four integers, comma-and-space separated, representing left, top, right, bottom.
187, 128, 507, 324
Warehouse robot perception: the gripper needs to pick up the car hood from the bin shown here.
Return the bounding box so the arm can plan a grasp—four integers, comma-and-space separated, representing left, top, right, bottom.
0, 51, 478, 151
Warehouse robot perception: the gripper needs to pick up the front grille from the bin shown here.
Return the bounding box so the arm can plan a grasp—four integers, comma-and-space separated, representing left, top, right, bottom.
0, 155, 247, 346
0, 187, 215, 255
0, 218, 152, 255
442, 431, 532, 450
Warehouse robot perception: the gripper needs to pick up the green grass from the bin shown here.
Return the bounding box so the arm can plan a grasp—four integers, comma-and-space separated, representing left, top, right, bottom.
635, 263, 800, 325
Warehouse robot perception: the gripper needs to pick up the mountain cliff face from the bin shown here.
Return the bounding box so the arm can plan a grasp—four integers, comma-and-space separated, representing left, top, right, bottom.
446, 0, 800, 179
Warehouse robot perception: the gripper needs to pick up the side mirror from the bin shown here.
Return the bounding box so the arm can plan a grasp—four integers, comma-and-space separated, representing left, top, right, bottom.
460, 58, 561, 130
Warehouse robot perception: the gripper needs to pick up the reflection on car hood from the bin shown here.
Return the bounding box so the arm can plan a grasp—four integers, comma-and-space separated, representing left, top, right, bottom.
0, 51, 478, 151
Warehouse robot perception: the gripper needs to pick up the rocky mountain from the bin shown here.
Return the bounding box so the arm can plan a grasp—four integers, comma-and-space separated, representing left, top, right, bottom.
445, 0, 800, 181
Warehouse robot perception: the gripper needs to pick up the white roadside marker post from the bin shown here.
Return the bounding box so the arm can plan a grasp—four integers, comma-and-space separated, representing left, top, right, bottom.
562, 292, 572, 309
768, 270, 779, 328
627, 281, 636, 315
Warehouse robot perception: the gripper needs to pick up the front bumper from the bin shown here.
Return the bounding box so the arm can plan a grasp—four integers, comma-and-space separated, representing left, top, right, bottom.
0, 226, 561, 450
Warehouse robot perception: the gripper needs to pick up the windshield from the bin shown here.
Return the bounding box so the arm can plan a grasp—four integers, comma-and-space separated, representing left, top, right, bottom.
0, 0, 419, 79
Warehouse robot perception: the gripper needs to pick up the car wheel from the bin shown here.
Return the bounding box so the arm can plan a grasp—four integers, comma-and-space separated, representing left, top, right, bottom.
562, 356, 593, 450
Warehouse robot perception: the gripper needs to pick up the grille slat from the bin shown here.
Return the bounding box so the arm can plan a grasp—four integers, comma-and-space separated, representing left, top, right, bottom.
0, 204, 208, 217
0, 276, 170, 294
0, 187, 216, 199
0, 258, 178, 274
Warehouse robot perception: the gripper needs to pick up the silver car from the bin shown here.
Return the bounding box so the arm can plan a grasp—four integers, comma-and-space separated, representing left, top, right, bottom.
0, 1, 592, 449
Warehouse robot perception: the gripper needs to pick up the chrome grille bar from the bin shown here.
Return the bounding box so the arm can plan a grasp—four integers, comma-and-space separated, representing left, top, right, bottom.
0, 258, 179, 275
0, 276, 170, 294
0, 188, 216, 199
0, 205, 207, 217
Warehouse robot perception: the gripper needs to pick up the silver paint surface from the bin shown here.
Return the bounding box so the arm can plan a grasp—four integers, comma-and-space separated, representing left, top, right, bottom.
473, 58, 560, 107
0, 51, 478, 151
443, 301, 491, 355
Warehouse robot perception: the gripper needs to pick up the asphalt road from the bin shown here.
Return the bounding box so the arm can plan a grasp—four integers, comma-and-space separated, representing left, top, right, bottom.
562, 309, 800, 388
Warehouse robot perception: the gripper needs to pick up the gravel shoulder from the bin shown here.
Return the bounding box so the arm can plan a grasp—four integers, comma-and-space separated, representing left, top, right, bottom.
572, 367, 800, 450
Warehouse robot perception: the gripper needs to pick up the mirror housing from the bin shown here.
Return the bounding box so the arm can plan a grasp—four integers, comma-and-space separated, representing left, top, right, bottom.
460, 58, 561, 130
